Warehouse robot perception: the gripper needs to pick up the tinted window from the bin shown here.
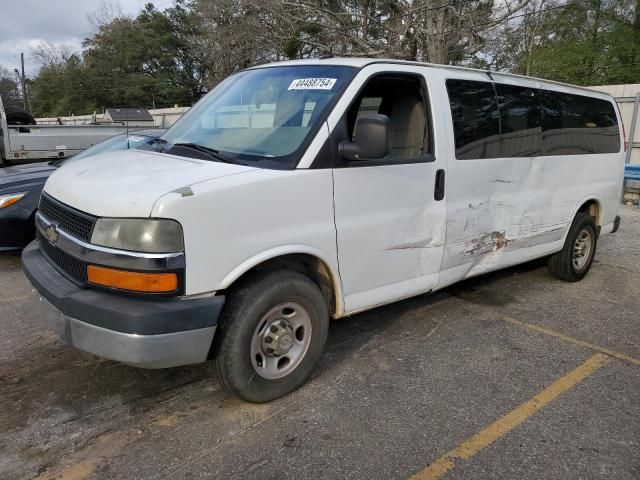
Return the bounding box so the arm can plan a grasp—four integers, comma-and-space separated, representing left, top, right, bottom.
446, 80, 501, 159
496, 84, 541, 157
542, 91, 620, 155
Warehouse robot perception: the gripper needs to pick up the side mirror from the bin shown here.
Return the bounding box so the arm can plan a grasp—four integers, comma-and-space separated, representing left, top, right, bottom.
339, 114, 390, 161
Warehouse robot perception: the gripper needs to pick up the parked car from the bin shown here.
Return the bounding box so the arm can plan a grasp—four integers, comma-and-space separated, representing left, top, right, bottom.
22, 59, 624, 403
0, 129, 164, 252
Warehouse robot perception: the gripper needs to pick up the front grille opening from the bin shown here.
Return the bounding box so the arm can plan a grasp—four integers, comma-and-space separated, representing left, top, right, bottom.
38, 233, 87, 284
38, 194, 96, 242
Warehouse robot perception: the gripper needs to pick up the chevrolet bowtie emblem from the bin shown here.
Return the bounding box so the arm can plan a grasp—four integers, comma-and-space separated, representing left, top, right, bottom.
45, 223, 59, 244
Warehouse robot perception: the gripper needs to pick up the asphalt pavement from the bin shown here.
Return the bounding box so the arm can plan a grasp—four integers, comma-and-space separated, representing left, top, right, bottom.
1, 207, 638, 480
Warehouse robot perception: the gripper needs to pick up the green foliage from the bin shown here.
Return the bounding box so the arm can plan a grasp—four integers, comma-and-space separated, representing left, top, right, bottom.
30, 54, 90, 117
492, 0, 640, 85
29, 1, 205, 117
0, 67, 21, 107
527, 0, 639, 84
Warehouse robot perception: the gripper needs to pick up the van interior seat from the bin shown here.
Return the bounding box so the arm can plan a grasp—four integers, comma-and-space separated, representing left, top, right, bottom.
389, 94, 426, 159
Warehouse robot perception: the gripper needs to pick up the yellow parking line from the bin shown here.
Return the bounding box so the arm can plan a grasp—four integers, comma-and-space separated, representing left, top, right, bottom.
410, 353, 610, 480
499, 314, 640, 366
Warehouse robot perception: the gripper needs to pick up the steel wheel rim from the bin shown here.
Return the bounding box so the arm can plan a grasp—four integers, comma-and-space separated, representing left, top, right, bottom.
250, 302, 313, 380
572, 228, 592, 270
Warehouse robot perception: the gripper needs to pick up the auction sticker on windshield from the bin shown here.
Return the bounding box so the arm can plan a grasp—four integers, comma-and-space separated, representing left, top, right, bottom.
288, 78, 337, 90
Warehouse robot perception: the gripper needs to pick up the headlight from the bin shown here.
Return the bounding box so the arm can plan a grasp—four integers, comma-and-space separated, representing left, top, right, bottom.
91, 218, 184, 253
0, 192, 26, 209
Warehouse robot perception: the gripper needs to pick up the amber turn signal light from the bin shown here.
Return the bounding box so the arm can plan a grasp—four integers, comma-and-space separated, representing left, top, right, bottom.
87, 265, 178, 293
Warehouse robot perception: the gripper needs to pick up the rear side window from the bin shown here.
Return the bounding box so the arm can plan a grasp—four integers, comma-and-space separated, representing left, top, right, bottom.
495, 84, 541, 157
541, 91, 620, 155
447, 80, 620, 159
446, 79, 501, 159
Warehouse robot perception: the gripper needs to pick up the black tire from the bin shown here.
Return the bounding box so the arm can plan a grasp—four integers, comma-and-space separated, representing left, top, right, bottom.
547, 212, 597, 282
211, 270, 329, 403
4, 105, 36, 125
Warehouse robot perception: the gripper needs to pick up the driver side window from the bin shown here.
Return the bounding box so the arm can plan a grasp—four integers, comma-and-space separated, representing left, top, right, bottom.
346, 74, 431, 162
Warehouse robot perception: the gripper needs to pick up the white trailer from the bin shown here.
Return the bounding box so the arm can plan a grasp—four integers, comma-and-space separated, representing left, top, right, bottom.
0, 97, 158, 166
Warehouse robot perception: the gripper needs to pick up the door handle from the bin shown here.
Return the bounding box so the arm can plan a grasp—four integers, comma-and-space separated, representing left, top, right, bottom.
434, 169, 445, 201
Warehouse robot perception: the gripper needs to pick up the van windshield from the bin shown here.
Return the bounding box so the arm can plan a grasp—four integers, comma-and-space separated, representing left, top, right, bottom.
160, 65, 356, 168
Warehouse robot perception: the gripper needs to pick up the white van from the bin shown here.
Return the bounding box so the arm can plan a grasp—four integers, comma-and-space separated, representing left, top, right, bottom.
23, 58, 624, 402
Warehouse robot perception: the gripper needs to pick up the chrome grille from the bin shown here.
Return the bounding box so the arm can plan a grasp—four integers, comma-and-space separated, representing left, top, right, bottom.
38, 194, 96, 242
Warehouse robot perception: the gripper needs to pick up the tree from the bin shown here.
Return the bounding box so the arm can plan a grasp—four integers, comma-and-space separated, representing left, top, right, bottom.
0, 66, 21, 108
194, 0, 294, 86
28, 43, 90, 117
82, 2, 204, 110
28, 1, 208, 116
24, 0, 640, 117
264, 0, 533, 65
488, 0, 640, 84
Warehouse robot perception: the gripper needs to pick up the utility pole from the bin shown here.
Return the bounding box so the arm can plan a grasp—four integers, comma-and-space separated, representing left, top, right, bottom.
20, 52, 27, 110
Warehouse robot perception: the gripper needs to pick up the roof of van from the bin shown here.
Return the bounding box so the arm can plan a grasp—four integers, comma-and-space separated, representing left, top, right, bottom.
250, 57, 612, 98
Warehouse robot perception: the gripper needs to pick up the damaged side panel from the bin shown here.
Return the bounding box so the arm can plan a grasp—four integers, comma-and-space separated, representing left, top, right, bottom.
465, 230, 509, 255
440, 150, 613, 282
437, 69, 622, 288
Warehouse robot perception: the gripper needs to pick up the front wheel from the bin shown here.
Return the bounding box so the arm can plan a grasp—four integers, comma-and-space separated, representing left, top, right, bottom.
211, 270, 329, 403
547, 212, 597, 282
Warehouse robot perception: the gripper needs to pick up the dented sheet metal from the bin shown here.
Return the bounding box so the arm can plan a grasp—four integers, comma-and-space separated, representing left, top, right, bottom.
466, 231, 509, 255
441, 157, 578, 273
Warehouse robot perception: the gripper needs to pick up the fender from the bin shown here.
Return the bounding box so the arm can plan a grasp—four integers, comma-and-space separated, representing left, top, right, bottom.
561, 195, 602, 244
219, 244, 345, 317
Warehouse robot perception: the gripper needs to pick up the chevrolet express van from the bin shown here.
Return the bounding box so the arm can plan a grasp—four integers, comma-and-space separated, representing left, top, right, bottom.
22, 58, 624, 402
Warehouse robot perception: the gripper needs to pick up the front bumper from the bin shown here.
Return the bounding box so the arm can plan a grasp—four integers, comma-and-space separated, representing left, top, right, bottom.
22, 241, 225, 368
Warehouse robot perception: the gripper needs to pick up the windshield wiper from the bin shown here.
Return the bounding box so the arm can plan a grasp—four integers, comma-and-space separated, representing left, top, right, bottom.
172, 142, 237, 164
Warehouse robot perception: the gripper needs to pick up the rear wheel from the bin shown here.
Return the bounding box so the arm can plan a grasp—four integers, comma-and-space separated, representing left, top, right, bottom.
547, 212, 597, 282
211, 270, 329, 403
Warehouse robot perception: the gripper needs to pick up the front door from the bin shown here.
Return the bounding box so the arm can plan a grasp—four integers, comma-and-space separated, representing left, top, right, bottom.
331, 67, 447, 313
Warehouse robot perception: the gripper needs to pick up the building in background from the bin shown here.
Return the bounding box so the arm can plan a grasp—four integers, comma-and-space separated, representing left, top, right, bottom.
36, 106, 189, 128
588, 84, 640, 203
102, 108, 154, 127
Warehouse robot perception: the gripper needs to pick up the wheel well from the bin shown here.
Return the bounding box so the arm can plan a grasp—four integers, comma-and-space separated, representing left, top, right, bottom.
225, 254, 339, 316
578, 200, 601, 226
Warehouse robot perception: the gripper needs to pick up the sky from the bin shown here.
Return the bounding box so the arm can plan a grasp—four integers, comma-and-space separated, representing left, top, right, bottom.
0, 0, 164, 76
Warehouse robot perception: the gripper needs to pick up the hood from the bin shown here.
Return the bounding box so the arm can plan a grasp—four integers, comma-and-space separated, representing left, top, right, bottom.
43, 149, 256, 217
0, 162, 55, 193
